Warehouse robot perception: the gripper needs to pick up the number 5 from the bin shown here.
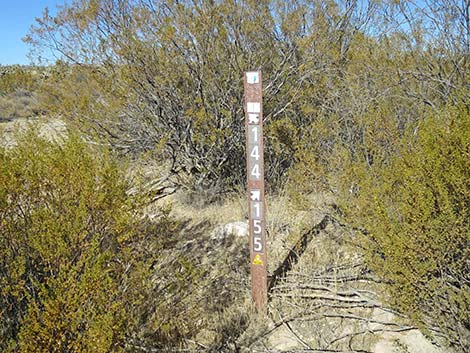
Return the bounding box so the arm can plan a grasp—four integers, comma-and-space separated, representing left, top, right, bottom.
253, 219, 262, 234
254, 237, 263, 251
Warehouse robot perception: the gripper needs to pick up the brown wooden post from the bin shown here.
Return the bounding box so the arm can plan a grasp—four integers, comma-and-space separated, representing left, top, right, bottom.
244, 71, 267, 311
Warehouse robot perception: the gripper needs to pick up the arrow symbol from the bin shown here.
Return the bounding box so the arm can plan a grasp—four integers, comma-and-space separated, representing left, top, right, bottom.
250, 190, 261, 201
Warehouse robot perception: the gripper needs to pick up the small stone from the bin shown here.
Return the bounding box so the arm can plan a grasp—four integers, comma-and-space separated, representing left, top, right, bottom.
224, 221, 249, 237
210, 221, 248, 241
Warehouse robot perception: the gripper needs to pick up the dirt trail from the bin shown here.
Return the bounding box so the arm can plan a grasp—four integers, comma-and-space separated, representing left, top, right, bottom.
244, 210, 452, 353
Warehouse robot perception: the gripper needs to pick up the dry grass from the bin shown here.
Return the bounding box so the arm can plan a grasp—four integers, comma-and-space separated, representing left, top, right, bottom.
0, 90, 40, 121
172, 191, 246, 225
266, 191, 337, 274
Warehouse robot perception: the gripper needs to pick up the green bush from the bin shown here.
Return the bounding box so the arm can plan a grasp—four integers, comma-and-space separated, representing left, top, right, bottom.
0, 131, 198, 352
0, 90, 40, 120
345, 106, 470, 351
0, 131, 136, 352
0, 66, 39, 95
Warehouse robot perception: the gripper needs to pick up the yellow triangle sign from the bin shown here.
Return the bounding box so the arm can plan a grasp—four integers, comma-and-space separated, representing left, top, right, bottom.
253, 254, 263, 266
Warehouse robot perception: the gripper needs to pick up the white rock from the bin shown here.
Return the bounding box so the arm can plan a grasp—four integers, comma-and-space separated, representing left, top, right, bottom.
224, 221, 249, 237
211, 221, 248, 240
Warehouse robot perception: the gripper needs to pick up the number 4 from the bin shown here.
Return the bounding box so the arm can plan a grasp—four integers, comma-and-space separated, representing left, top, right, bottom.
251, 145, 260, 160
251, 164, 261, 179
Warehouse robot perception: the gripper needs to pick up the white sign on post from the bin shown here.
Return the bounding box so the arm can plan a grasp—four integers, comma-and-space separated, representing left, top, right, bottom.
250, 190, 261, 201
249, 114, 260, 124
247, 102, 261, 113
246, 71, 260, 84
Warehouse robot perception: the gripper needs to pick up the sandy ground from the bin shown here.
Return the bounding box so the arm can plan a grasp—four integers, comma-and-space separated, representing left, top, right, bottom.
0, 117, 67, 148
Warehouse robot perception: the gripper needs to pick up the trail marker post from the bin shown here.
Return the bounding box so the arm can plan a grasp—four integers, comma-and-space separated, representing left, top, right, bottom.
244, 71, 267, 310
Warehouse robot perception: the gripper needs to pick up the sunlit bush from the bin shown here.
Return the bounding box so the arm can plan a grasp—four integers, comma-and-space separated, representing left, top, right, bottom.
346, 106, 470, 351
0, 130, 200, 352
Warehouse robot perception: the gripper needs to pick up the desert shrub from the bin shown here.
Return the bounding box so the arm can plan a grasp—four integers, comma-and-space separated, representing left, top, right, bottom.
18, 1, 397, 193
0, 66, 39, 95
0, 67, 42, 121
0, 131, 129, 352
0, 130, 196, 352
25, 1, 470, 196
0, 90, 40, 120
344, 106, 470, 351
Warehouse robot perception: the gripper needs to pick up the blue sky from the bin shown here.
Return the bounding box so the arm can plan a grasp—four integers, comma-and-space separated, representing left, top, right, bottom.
0, 1, 67, 65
